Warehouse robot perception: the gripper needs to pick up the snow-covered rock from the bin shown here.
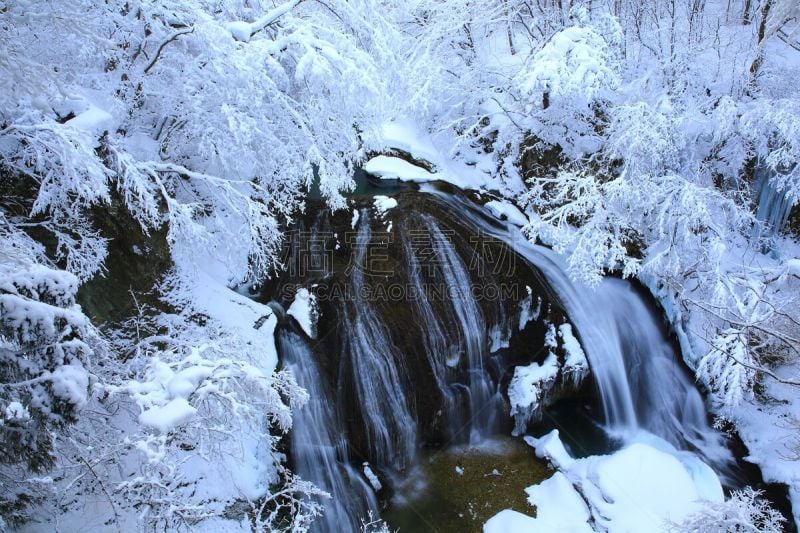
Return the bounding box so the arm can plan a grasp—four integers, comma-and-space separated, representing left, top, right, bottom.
485, 200, 529, 227
364, 155, 439, 182
288, 287, 318, 339
508, 352, 559, 435
522, 472, 593, 532
496, 430, 727, 532
372, 195, 398, 215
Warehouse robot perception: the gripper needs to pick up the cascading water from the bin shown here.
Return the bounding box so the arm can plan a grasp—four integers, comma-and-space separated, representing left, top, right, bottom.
342, 211, 417, 470
426, 188, 733, 469
277, 329, 378, 532
598, 280, 729, 457
421, 215, 504, 443
275, 188, 740, 531
400, 228, 459, 437
543, 264, 730, 466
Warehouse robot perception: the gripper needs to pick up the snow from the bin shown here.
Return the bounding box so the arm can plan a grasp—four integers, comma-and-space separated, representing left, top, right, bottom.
372, 195, 398, 215
65, 104, 113, 136
379, 120, 440, 165
6, 0, 800, 528
507, 352, 559, 434
523, 429, 574, 470
186, 269, 280, 372
166, 365, 213, 399
287, 287, 317, 339
788, 258, 800, 277
517, 286, 541, 331
484, 509, 538, 532
518, 26, 618, 103
225, 21, 252, 42
559, 323, 589, 385
587, 443, 710, 531
559, 324, 586, 367
484, 200, 529, 227
523, 472, 593, 532
139, 397, 198, 433
507, 318, 591, 435
5, 402, 29, 420
226, 0, 301, 42
47, 363, 90, 409
501, 430, 725, 533
363, 462, 382, 491
364, 154, 492, 190
364, 155, 440, 182
730, 363, 800, 524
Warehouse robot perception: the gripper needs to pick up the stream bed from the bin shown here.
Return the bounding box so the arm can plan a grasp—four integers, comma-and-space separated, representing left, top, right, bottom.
384, 437, 551, 532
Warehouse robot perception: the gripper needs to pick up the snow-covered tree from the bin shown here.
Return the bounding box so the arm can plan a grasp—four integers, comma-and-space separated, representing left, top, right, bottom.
674, 487, 785, 532
0, 225, 99, 524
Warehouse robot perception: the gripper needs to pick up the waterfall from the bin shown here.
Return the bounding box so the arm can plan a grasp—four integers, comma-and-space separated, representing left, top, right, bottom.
278, 330, 378, 532
401, 229, 460, 438
421, 215, 504, 443
343, 211, 417, 470
275, 188, 737, 532
752, 165, 793, 251
424, 188, 732, 468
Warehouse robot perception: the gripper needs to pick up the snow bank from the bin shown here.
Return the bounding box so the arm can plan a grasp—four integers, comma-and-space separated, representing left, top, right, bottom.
522, 472, 593, 532
187, 269, 279, 372
587, 443, 710, 531
491, 430, 727, 532
523, 429, 573, 469
484, 510, 539, 532
364, 155, 440, 182
364, 153, 493, 190
66, 104, 113, 136
732, 366, 800, 524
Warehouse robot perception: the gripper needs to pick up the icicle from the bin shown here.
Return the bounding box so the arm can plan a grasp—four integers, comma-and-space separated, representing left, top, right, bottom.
488, 323, 511, 353
751, 165, 793, 252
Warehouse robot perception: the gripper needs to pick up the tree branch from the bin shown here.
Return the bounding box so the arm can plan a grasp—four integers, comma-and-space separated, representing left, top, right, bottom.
144, 28, 194, 74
